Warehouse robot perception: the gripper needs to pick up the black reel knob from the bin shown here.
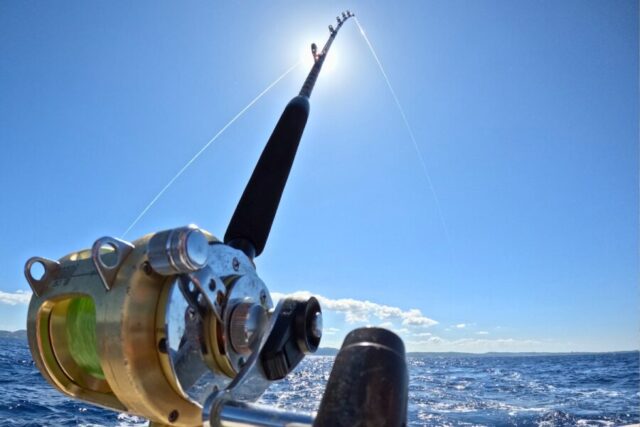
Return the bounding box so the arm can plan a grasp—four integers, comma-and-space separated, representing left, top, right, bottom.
260, 296, 322, 380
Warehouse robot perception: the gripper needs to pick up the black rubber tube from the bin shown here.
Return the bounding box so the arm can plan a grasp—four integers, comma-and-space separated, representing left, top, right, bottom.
224, 95, 310, 257
314, 327, 409, 427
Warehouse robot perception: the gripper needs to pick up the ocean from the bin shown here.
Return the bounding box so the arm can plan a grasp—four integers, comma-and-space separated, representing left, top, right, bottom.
1, 337, 638, 426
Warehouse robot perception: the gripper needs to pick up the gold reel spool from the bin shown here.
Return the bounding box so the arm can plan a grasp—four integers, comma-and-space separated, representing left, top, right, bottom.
25, 226, 273, 426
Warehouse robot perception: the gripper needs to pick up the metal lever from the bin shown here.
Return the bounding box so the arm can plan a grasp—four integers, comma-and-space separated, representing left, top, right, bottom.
208, 401, 313, 427
205, 327, 408, 427
203, 296, 322, 413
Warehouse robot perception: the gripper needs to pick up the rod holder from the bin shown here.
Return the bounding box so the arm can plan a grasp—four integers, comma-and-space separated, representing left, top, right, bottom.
314, 328, 409, 427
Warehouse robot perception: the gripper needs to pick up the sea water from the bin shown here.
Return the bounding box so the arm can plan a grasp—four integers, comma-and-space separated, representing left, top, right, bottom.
1, 337, 637, 426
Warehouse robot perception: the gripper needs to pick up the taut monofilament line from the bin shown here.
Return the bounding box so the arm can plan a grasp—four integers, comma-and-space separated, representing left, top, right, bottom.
354, 17, 454, 257
122, 61, 301, 238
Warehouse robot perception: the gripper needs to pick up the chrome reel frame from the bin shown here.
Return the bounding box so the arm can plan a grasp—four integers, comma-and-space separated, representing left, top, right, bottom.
25, 225, 323, 426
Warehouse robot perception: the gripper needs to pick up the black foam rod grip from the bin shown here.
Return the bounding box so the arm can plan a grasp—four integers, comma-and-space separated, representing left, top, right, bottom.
225, 95, 310, 258
314, 328, 409, 427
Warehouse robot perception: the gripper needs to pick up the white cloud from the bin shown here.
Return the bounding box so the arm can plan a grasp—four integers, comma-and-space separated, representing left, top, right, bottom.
476, 331, 489, 335
271, 291, 438, 327
0, 290, 31, 306
407, 336, 542, 352
413, 332, 432, 337
407, 336, 443, 346
455, 323, 466, 329
451, 338, 541, 348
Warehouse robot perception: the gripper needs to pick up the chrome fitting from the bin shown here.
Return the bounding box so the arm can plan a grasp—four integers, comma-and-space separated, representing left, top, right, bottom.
229, 302, 268, 355
147, 225, 209, 275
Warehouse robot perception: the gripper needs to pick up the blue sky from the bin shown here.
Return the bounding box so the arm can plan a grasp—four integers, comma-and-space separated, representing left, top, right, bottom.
0, 1, 637, 352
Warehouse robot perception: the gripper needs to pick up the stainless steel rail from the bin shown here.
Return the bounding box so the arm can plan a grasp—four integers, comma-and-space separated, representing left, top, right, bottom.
212, 400, 314, 427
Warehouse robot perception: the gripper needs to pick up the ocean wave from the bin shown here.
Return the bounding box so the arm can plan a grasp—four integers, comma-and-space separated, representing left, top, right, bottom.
0, 338, 638, 426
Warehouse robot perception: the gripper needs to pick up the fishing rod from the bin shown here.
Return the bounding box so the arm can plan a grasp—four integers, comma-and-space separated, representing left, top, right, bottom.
24, 11, 408, 427
224, 10, 354, 259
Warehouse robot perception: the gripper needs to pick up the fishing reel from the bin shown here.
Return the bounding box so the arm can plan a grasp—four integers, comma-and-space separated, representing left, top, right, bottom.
25, 225, 321, 426
24, 10, 408, 427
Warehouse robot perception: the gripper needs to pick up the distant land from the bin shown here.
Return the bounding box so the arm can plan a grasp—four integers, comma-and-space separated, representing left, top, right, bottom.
311, 347, 639, 357
405, 350, 640, 358
313, 347, 340, 356
0, 329, 27, 340
0, 331, 636, 358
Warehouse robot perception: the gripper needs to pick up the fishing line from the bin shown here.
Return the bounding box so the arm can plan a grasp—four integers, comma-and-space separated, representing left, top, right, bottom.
122, 61, 301, 238
354, 17, 453, 248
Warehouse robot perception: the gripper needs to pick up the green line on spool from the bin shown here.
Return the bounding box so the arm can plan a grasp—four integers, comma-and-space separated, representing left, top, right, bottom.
66, 297, 104, 380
